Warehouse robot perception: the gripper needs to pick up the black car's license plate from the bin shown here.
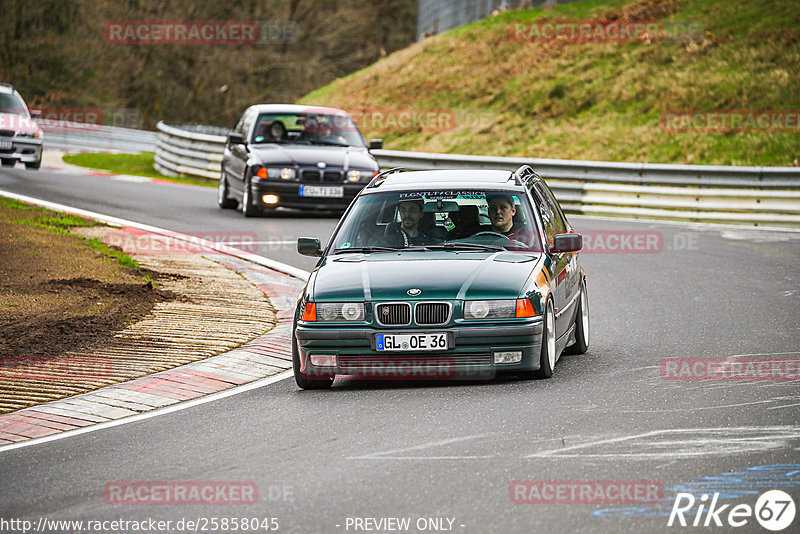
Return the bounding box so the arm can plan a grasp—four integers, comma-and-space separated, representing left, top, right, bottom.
376, 333, 448, 351
0, 140, 11, 150
299, 185, 344, 198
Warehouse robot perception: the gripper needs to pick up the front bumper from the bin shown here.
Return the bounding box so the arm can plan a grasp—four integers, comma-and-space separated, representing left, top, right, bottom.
295, 320, 544, 380
251, 179, 366, 211
0, 138, 43, 163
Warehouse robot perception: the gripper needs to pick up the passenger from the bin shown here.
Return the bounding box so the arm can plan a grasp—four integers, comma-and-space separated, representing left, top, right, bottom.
384, 198, 437, 247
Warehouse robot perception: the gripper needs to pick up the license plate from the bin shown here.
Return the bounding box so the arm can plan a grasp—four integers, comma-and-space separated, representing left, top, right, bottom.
0, 140, 11, 150
299, 185, 343, 198
376, 333, 448, 351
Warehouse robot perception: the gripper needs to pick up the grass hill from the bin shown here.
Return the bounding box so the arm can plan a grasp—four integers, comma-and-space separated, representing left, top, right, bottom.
300, 0, 800, 166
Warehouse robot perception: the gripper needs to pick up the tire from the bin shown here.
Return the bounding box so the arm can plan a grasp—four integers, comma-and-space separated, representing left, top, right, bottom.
519, 298, 556, 380
25, 160, 40, 170
292, 330, 334, 390
241, 176, 258, 217
1, 159, 15, 167
565, 280, 589, 355
218, 173, 237, 209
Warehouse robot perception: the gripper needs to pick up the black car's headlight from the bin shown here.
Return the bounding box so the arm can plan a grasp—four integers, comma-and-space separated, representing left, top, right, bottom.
15, 131, 40, 139
256, 167, 296, 180
346, 170, 376, 183
463, 300, 515, 320
316, 302, 365, 322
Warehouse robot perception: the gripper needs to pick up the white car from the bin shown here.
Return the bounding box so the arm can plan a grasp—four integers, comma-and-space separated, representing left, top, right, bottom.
0, 83, 43, 170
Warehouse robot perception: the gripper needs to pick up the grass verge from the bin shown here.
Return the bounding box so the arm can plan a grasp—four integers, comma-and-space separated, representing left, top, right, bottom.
62, 152, 216, 187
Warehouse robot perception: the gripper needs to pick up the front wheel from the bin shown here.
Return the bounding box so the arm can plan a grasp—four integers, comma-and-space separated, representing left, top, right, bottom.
241, 177, 258, 217
565, 280, 589, 355
292, 331, 334, 390
519, 298, 556, 380
25, 159, 41, 170
1, 158, 15, 168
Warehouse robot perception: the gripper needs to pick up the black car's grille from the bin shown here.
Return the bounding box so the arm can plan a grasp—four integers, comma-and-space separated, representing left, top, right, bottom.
415, 303, 450, 325
0, 130, 14, 137
299, 168, 344, 183
323, 170, 342, 183
375, 303, 411, 325
339, 354, 492, 368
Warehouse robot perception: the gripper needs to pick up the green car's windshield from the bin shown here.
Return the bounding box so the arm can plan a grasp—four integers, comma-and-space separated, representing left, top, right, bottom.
330, 189, 544, 253
251, 112, 365, 147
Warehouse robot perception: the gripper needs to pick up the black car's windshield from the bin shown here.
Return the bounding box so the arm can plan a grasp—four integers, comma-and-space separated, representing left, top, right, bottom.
330, 189, 544, 253
251, 112, 365, 147
0, 93, 28, 116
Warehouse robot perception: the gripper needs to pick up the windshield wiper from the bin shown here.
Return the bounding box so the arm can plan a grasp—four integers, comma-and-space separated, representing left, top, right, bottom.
425, 242, 505, 252
307, 139, 351, 147
333, 246, 402, 254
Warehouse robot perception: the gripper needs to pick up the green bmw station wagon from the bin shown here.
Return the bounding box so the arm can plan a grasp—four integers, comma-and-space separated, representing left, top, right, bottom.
293, 166, 589, 389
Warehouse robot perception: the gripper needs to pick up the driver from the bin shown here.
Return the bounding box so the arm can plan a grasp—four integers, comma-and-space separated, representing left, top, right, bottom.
385, 198, 435, 247
269, 120, 286, 141
487, 194, 533, 247
488, 194, 521, 236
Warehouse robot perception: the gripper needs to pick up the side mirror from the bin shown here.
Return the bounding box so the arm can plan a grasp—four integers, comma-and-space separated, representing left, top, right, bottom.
297, 237, 323, 257
551, 233, 582, 253
228, 132, 246, 145
30, 109, 42, 119
369, 139, 383, 150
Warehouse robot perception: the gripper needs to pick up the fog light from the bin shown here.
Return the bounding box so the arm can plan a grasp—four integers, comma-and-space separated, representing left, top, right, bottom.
310, 354, 337, 367
494, 351, 522, 364
262, 194, 279, 204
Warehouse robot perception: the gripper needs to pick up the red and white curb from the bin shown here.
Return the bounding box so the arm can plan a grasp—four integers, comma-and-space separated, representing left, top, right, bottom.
0, 191, 310, 451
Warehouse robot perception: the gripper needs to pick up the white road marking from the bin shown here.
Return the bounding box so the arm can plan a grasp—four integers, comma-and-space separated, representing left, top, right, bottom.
347, 433, 494, 460
525, 426, 800, 459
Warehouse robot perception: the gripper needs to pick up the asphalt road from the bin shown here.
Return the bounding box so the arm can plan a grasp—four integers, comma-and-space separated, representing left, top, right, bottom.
1, 164, 800, 534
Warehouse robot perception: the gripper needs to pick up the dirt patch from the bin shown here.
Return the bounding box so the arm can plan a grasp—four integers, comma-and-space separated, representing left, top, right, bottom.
0, 202, 173, 360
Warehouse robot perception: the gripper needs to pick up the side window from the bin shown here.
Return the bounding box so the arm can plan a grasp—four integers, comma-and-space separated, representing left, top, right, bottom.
242, 111, 257, 141
534, 182, 567, 246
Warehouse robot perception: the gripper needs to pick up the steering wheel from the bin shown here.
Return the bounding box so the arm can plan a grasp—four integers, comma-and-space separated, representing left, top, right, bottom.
469, 231, 529, 249
472, 231, 510, 241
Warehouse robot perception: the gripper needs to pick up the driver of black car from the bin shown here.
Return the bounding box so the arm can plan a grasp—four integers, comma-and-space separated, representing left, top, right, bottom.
384, 198, 440, 247
269, 120, 286, 141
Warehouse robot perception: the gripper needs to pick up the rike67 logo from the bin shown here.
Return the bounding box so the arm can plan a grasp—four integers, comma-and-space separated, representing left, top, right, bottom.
668, 490, 795, 531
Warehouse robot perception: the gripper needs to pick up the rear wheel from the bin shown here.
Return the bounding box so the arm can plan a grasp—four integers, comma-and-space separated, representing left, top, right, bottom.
292, 331, 334, 390
565, 280, 589, 355
519, 298, 556, 380
218, 173, 237, 209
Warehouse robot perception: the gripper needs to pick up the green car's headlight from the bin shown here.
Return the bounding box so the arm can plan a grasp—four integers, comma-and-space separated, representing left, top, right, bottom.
463, 300, 516, 320
317, 302, 365, 322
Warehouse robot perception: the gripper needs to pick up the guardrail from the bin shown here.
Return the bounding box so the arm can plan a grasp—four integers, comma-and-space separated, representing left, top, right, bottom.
154, 122, 800, 227
43, 123, 157, 153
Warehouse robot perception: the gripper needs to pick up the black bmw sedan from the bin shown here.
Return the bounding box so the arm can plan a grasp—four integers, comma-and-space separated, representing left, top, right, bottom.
219, 104, 382, 216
